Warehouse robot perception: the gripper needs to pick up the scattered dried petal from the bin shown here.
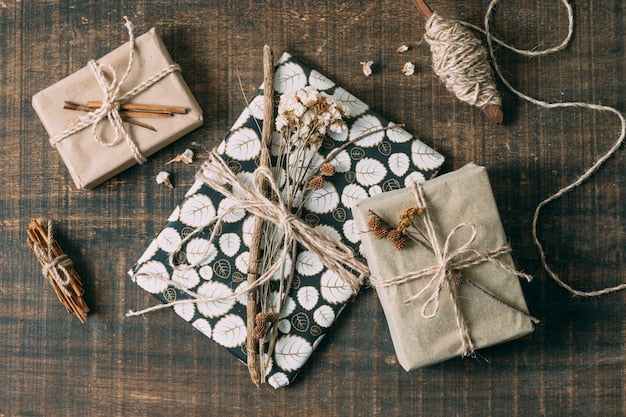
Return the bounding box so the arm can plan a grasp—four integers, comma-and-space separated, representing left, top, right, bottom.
402, 62, 415, 76
320, 163, 336, 177
167, 148, 194, 165
360, 60, 374, 77
156, 171, 173, 188
396, 44, 409, 53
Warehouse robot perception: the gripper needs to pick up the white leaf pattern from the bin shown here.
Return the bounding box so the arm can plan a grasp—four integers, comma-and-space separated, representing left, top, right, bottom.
185, 238, 217, 266
368, 185, 382, 197
180, 194, 216, 228
173, 302, 195, 322
304, 182, 339, 214
296, 251, 324, 276
156, 227, 181, 253
297, 286, 320, 311
219, 233, 241, 258
320, 270, 354, 304
274, 335, 313, 372
218, 198, 247, 223
225, 128, 261, 161
196, 282, 236, 318
241, 215, 255, 247
386, 122, 413, 143
278, 319, 291, 334
268, 372, 290, 389
314, 224, 342, 242
212, 314, 247, 348
411, 139, 445, 171
404, 171, 426, 187
248, 94, 265, 120
199, 265, 213, 280
331, 150, 351, 173
192, 318, 212, 338
332, 87, 369, 117
167, 205, 180, 222
341, 183, 368, 208
313, 305, 335, 328
349, 114, 384, 147
328, 125, 348, 142
342, 220, 360, 244
235, 251, 249, 273
355, 158, 387, 186
269, 292, 296, 318
309, 69, 335, 90
171, 269, 200, 289
274, 62, 307, 94
134, 261, 170, 294
236, 281, 249, 306
184, 181, 204, 198
389, 153, 410, 177
230, 107, 251, 131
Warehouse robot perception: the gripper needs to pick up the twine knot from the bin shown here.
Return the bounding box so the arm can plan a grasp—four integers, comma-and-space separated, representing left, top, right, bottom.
50, 16, 182, 164
32, 221, 75, 298
370, 182, 534, 357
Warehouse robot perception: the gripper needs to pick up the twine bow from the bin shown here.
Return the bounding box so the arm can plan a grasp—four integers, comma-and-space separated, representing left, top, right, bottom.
182, 150, 368, 295
31, 220, 74, 297
50, 17, 181, 164
370, 183, 534, 357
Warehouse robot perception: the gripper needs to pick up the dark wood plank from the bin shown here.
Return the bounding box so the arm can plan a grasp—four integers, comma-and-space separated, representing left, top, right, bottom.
0, 1, 624, 416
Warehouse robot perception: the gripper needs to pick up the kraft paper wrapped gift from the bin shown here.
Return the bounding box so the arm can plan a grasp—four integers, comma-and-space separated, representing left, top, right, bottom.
353, 163, 535, 371
129, 53, 445, 388
32, 26, 203, 189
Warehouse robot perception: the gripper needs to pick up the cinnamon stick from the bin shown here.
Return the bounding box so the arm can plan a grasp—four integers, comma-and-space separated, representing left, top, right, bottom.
26, 219, 89, 323
245, 45, 274, 386
86, 101, 187, 114
64, 101, 173, 119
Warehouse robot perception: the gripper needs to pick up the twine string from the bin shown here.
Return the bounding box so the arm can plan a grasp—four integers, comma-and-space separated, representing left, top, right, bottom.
370, 183, 534, 356
50, 17, 181, 164
127, 151, 369, 316
32, 220, 74, 297
476, 0, 625, 296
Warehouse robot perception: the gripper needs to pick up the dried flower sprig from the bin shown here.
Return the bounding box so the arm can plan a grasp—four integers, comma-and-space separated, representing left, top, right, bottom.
367, 211, 406, 250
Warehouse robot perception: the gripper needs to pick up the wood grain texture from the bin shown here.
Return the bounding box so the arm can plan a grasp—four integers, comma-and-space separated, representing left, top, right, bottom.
0, 1, 624, 416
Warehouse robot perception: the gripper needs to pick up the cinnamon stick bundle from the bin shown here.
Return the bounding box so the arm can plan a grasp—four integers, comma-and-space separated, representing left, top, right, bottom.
26, 219, 89, 323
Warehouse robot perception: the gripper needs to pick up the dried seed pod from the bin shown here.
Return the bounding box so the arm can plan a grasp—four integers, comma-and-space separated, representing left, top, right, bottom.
374, 226, 389, 240
320, 162, 336, 177
367, 215, 383, 231
308, 175, 325, 190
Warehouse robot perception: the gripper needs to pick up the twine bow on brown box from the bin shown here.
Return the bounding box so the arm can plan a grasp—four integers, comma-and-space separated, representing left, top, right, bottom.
369, 183, 537, 357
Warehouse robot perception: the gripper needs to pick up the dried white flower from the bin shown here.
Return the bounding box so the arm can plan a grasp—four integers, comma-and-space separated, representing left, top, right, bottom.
276, 86, 348, 150
402, 62, 415, 76
360, 60, 374, 77
396, 44, 409, 53
166, 148, 194, 165
156, 171, 173, 188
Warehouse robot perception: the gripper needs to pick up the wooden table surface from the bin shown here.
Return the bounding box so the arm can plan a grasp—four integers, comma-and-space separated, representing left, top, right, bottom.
1, 1, 624, 416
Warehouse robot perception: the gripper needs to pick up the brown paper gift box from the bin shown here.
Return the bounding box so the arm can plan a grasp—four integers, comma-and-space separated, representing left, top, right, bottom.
353, 163, 534, 371
32, 28, 203, 190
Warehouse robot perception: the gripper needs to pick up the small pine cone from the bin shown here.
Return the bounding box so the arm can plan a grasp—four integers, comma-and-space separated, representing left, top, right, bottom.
320, 163, 336, 177
367, 215, 382, 231
386, 229, 402, 243
392, 236, 407, 250
373, 226, 389, 240
308, 175, 325, 190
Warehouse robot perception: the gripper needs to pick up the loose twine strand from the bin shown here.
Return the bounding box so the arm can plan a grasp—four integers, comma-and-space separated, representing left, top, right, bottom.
50, 17, 181, 164
370, 183, 534, 356
31, 220, 74, 298
449, 0, 624, 297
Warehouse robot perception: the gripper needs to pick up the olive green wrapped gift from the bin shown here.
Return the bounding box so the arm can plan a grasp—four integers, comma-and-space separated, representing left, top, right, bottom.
353, 163, 535, 371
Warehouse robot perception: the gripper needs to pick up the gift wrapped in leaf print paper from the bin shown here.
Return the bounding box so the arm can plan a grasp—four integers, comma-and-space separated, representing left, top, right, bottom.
129, 53, 445, 388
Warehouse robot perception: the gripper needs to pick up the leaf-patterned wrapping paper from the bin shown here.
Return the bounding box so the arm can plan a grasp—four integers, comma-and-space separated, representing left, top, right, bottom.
129, 53, 445, 388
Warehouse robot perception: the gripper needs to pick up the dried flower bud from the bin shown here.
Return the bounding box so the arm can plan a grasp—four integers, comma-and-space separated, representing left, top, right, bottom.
387, 229, 407, 250
360, 60, 374, 77
320, 163, 336, 177
253, 312, 278, 340
156, 171, 173, 188
451, 273, 464, 286
396, 44, 409, 53
367, 215, 382, 231
402, 62, 415, 76
392, 237, 407, 250
374, 226, 389, 240
308, 175, 325, 190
